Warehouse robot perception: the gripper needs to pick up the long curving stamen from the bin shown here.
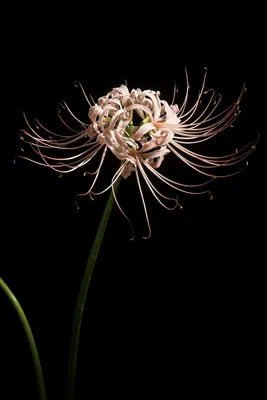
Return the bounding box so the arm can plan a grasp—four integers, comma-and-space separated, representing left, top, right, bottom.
136, 157, 178, 210
135, 167, 151, 239
74, 80, 93, 107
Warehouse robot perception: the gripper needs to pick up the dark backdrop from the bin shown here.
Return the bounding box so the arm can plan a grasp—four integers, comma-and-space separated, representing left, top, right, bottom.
1, 3, 264, 400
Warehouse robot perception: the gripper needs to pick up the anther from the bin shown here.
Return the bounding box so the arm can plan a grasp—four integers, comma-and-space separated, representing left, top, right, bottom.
74, 195, 80, 210
74, 80, 81, 88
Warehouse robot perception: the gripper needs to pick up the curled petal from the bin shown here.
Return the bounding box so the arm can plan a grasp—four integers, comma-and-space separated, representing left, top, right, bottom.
19, 71, 259, 238
142, 146, 170, 160
132, 122, 155, 141
150, 128, 174, 146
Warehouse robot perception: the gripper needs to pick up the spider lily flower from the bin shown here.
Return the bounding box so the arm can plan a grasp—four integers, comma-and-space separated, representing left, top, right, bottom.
18, 69, 259, 238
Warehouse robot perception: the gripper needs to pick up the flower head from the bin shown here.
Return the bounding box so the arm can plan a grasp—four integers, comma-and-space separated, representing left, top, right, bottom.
18, 69, 259, 238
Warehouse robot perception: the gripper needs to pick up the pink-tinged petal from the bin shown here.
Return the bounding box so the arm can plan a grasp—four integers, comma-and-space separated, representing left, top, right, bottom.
138, 140, 158, 153
121, 162, 136, 179
140, 90, 161, 120
150, 128, 174, 146
132, 122, 155, 141
145, 156, 165, 169
141, 146, 170, 160
19, 71, 259, 238
88, 104, 102, 122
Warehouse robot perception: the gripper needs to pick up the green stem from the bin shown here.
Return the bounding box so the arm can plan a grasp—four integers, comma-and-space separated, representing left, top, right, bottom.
65, 177, 121, 400
0, 277, 47, 400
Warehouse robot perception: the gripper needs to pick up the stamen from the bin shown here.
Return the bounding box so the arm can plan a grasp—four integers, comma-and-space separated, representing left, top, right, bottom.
74, 80, 93, 107
176, 195, 183, 209
74, 195, 80, 210
18, 76, 259, 238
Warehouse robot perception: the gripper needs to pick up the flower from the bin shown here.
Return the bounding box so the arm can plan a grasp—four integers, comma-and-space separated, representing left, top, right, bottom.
18, 69, 259, 238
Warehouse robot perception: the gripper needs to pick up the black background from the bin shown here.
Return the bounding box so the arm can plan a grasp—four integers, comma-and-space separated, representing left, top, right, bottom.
1, 3, 264, 400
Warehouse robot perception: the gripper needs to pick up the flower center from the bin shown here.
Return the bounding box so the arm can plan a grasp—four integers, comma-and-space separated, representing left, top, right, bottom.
88, 85, 176, 176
